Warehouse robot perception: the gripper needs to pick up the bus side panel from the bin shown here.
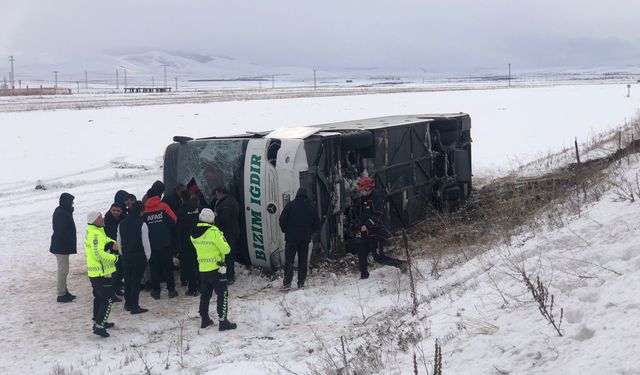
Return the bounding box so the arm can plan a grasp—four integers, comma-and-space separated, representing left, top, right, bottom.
244, 139, 271, 270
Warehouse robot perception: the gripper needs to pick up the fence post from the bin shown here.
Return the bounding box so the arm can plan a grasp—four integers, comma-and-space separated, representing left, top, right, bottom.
574, 137, 581, 164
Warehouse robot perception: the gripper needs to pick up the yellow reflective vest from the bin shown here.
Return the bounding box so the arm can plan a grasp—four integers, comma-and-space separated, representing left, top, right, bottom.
85, 224, 118, 277
190, 223, 230, 272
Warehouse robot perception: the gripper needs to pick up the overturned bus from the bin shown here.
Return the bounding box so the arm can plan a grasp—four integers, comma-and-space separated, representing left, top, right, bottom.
163, 114, 471, 272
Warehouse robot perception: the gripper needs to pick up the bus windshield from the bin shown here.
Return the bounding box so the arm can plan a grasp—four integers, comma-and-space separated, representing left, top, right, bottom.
172, 139, 247, 204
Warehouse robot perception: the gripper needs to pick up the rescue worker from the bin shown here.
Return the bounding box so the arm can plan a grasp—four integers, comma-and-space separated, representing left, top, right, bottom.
143, 189, 178, 299
50, 192, 77, 303
278, 187, 319, 290
213, 186, 240, 285
85, 211, 119, 338
191, 208, 237, 331
357, 177, 406, 279
117, 201, 150, 314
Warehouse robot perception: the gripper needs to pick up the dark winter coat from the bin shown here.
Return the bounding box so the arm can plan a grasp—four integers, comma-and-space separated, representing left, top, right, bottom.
118, 204, 149, 263
214, 194, 241, 242
143, 196, 177, 250
178, 196, 201, 251
49, 193, 77, 255
359, 189, 387, 238
279, 187, 319, 243
104, 210, 122, 241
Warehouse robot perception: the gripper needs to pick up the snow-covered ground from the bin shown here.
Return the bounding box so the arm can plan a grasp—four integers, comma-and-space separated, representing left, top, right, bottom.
0, 83, 639, 374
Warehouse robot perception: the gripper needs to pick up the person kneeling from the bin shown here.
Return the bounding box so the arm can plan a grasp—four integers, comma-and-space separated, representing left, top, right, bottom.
190, 208, 237, 331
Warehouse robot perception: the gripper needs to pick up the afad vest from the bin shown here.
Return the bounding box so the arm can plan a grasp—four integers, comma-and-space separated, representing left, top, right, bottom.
85, 224, 118, 277
190, 223, 230, 272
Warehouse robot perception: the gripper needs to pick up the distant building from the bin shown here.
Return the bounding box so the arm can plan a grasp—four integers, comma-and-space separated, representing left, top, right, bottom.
0, 87, 72, 96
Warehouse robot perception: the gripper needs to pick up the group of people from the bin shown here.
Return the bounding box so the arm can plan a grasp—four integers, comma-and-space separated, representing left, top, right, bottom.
49, 176, 405, 338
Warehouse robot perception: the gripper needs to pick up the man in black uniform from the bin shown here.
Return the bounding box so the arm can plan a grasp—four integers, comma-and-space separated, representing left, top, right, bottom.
279, 187, 319, 290
178, 186, 201, 296
357, 177, 405, 279
143, 189, 178, 299
117, 201, 150, 314
104, 202, 125, 298
213, 186, 240, 285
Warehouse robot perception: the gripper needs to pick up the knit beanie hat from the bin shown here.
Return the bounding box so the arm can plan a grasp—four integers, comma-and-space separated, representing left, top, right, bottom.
87, 211, 101, 224
199, 208, 216, 223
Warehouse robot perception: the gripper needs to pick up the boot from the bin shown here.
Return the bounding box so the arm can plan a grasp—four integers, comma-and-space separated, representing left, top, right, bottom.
186, 289, 199, 297
168, 289, 179, 298
150, 290, 161, 300
130, 306, 149, 315
111, 295, 122, 303
65, 291, 76, 300
93, 324, 110, 338
57, 294, 74, 303
219, 319, 237, 331
201, 316, 214, 329
280, 284, 291, 292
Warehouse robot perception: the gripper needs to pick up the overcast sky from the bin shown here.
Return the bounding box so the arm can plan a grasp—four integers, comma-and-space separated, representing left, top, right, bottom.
3, 0, 640, 72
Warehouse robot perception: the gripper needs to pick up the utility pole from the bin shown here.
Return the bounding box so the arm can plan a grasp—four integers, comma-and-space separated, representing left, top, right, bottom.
272, 75, 274, 89
162, 64, 167, 88
508, 63, 511, 87
123, 68, 127, 88
152, 76, 154, 88
9, 55, 15, 89
116, 69, 119, 89
175, 76, 178, 91
76, 81, 80, 93
85, 70, 88, 89
313, 69, 317, 90
53, 70, 58, 89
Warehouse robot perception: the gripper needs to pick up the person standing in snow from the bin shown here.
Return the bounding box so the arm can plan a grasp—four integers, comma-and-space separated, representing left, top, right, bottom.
356, 177, 406, 279
143, 188, 179, 299
278, 187, 319, 290
213, 186, 241, 285
49, 192, 77, 303
85, 211, 119, 338
104, 202, 125, 299
178, 183, 202, 296
191, 208, 237, 331
117, 201, 151, 315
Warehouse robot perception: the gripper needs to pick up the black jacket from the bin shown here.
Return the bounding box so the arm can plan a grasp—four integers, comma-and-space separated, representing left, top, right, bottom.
143, 196, 177, 250
214, 194, 240, 242
49, 193, 77, 255
104, 211, 122, 241
279, 187, 319, 243
178, 197, 201, 251
118, 204, 149, 262
359, 189, 387, 238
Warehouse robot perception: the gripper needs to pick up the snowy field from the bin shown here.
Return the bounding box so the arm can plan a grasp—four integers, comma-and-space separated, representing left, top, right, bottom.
0, 83, 640, 374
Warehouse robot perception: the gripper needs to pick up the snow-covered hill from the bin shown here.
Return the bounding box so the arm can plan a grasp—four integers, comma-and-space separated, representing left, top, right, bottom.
7, 49, 640, 90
